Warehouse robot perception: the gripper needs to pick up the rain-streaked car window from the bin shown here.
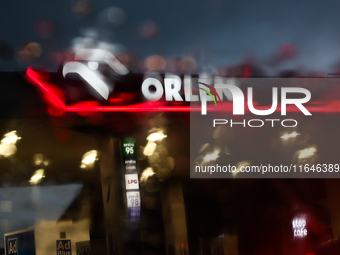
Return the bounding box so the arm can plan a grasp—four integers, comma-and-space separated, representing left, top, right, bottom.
2, 1, 340, 255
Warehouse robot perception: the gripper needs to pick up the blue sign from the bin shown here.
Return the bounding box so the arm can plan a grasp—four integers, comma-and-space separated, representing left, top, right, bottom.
8, 238, 17, 255
57, 240, 72, 255
5, 229, 35, 255
128, 206, 141, 223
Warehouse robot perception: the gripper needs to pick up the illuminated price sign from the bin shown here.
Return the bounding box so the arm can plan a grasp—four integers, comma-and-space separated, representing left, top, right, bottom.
122, 139, 135, 156
125, 174, 139, 190
122, 138, 137, 173
123, 138, 140, 222
126, 191, 140, 208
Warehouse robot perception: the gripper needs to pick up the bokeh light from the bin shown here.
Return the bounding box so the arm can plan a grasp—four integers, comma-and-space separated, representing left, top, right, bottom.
276, 43, 300, 60
71, 0, 92, 17
18, 42, 42, 61
178, 56, 197, 72
34, 19, 55, 38
144, 55, 166, 71
80, 150, 98, 169
0, 131, 20, 158
140, 167, 155, 184
99, 7, 126, 27
29, 169, 45, 185
139, 20, 159, 38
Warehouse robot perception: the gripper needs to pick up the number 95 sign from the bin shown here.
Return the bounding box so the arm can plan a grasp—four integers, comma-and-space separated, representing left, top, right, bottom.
126, 191, 140, 207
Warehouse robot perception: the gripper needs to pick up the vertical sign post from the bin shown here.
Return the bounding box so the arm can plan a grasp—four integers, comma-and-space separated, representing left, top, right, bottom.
122, 138, 141, 222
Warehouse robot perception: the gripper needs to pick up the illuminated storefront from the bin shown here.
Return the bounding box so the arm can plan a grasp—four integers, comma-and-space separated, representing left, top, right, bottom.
1, 59, 340, 255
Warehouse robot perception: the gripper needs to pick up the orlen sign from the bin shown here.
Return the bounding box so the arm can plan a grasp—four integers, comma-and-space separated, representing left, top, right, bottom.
39, 48, 311, 117
27, 65, 319, 119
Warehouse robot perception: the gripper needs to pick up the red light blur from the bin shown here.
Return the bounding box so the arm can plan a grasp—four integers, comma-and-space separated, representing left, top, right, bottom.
26, 68, 340, 115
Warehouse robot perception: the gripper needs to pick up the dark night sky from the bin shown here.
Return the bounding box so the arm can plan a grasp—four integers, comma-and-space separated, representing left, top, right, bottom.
1, 0, 340, 72
1, 0, 340, 249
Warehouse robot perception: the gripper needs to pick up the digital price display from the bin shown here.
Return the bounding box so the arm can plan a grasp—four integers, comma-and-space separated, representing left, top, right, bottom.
123, 140, 135, 156
122, 138, 137, 173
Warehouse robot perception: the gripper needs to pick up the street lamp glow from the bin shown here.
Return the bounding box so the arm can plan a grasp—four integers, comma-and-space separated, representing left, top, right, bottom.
143, 141, 157, 156
0, 131, 20, 157
81, 150, 98, 169
140, 167, 155, 183
147, 131, 167, 142
203, 149, 220, 163
1, 131, 21, 144
281, 131, 300, 140
29, 169, 45, 185
298, 146, 316, 159
234, 161, 251, 177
